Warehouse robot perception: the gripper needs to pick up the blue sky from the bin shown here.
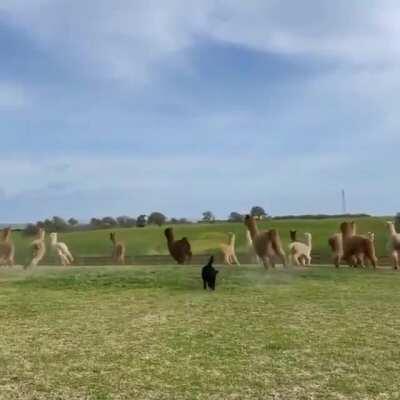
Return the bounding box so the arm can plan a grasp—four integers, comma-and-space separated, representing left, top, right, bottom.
0, 1, 399, 222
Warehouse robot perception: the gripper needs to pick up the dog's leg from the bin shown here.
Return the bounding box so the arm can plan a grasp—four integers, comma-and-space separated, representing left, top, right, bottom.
203, 279, 207, 290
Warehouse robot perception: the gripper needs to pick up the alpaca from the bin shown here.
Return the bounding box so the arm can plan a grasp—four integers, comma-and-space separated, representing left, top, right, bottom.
220, 232, 240, 265
246, 230, 260, 264
202, 256, 219, 290
27, 228, 46, 268
340, 222, 377, 269
50, 232, 74, 266
288, 233, 312, 266
164, 227, 192, 265
328, 222, 356, 268
110, 232, 126, 264
0, 227, 15, 267
244, 215, 286, 269
386, 221, 400, 270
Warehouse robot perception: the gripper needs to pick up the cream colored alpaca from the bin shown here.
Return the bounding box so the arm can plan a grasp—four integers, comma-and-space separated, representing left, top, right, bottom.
220, 232, 240, 265
386, 221, 400, 270
0, 227, 15, 266
50, 232, 74, 266
289, 233, 312, 266
27, 228, 46, 268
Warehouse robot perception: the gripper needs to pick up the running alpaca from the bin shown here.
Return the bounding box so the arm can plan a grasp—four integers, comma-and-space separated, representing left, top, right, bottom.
340, 222, 377, 269
386, 221, 400, 270
0, 227, 15, 266
244, 215, 286, 269
164, 227, 192, 265
110, 232, 126, 264
328, 222, 356, 268
27, 228, 46, 268
50, 232, 74, 266
220, 232, 240, 265
288, 233, 312, 266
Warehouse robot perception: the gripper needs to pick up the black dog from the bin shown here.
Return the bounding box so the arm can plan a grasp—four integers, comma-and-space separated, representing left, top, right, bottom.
202, 256, 219, 291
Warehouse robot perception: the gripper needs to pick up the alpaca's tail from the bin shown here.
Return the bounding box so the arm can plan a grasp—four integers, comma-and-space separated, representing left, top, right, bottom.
328, 236, 338, 252
181, 237, 192, 263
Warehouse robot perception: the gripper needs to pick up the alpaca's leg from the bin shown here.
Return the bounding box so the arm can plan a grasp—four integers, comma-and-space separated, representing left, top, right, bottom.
261, 256, 270, 269
232, 253, 240, 266
224, 254, 231, 265
391, 250, 399, 270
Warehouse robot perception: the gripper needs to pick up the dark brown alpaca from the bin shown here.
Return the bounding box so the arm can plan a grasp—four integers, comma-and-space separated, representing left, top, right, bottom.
0, 227, 15, 266
164, 227, 192, 265
244, 215, 286, 269
110, 232, 125, 264
340, 222, 377, 269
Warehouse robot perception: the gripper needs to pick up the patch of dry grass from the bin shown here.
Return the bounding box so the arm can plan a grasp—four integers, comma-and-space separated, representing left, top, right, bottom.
1, 265, 400, 399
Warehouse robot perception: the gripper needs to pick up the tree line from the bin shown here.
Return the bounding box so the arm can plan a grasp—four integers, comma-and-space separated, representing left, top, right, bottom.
23, 206, 376, 235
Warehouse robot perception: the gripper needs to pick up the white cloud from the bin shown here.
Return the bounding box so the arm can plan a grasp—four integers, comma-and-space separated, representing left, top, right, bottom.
2, 1, 400, 83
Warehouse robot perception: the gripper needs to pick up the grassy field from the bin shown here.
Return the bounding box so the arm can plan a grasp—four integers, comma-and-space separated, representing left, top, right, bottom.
1, 264, 400, 399
10, 217, 392, 265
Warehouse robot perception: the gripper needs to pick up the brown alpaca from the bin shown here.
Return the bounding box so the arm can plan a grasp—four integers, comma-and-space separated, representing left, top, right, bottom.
340, 222, 377, 269
27, 228, 46, 268
110, 232, 125, 264
244, 215, 286, 269
164, 227, 192, 265
0, 227, 15, 266
220, 232, 240, 265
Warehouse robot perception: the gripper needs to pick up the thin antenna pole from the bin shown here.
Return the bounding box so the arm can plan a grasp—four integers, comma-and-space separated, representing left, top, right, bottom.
341, 189, 347, 214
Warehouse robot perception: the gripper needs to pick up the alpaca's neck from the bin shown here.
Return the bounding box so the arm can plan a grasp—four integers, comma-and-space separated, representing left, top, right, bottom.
246, 230, 253, 245
50, 235, 57, 246
229, 234, 235, 247
305, 235, 312, 249
247, 223, 258, 239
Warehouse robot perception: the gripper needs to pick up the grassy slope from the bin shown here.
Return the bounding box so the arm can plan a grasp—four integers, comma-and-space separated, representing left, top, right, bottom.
1, 265, 400, 399
11, 217, 390, 265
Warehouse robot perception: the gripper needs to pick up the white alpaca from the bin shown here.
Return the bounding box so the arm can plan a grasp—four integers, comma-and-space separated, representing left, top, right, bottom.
288, 233, 312, 266
245, 229, 260, 264
386, 221, 400, 270
50, 232, 74, 266
27, 228, 46, 268
220, 232, 240, 265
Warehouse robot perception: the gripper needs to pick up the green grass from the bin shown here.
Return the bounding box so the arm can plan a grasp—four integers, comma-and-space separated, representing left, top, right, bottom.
1, 264, 400, 399
11, 217, 392, 265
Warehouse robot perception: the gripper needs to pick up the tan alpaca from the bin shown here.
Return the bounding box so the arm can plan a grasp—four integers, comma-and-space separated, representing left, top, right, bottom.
386, 221, 400, 270
328, 222, 356, 268
340, 222, 377, 269
289, 233, 312, 266
50, 232, 74, 266
220, 232, 240, 265
244, 215, 286, 269
27, 228, 46, 268
0, 227, 15, 266
110, 232, 125, 264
